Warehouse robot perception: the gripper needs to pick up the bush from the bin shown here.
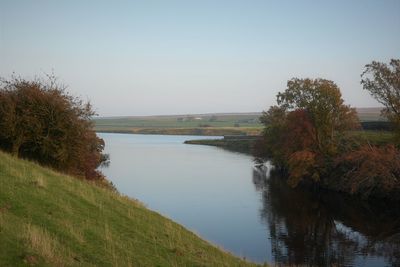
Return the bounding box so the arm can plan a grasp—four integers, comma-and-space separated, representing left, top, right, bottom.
335, 145, 400, 196
258, 78, 360, 189
0, 75, 108, 180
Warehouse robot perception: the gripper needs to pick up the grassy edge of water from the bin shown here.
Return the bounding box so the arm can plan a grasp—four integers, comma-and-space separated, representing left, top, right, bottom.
184, 139, 257, 155
0, 150, 262, 266
184, 130, 395, 155
95, 127, 263, 136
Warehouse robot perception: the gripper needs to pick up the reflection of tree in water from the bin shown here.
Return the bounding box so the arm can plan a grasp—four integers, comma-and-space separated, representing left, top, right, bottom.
252, 168, 400, 267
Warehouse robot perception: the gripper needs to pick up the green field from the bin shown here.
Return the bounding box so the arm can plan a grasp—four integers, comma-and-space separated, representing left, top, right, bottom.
93, 113, 263, 136
93, 108, 385, 136
356, 107, 386, 121
350, 130, 395, 146
0, 151, 260, 266
94, 113, 262, 128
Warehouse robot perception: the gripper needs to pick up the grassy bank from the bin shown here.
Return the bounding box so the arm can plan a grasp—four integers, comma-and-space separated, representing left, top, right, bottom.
184, 130, 395, 156
184, 139, 258, 154
0, 151, 259, 266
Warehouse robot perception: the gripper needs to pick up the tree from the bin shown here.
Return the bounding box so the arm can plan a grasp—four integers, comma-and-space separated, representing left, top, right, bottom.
258, 78, 360, 187
257, 106, 288, 167
277, 78, 359, 156
361, 59, 400, 141
0, 75, 108, 180
258, 76, 400, 198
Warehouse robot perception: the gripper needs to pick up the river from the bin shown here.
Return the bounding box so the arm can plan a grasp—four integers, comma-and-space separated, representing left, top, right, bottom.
99, 133, 400, 267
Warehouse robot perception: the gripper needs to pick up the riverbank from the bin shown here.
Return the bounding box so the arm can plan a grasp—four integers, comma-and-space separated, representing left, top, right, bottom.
184, 137, 259, 154
0, 151, 260, 266
184, 130, 394, 155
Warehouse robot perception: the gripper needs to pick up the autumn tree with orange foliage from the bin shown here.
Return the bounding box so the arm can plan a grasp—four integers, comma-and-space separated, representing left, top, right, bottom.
326, 58, 400, 198
330, 59, 400, 198
0, 75, 109, 180
335, 145, 400, 197
259, 78, 360, 187
277, 78, 360, 155
259, 76, 400, 199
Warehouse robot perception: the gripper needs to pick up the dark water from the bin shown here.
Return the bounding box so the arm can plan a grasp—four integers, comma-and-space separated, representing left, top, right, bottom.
99, 133, 400, 267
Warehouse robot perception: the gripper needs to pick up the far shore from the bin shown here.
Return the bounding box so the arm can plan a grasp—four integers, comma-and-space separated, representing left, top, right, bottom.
95, 127, 263, 136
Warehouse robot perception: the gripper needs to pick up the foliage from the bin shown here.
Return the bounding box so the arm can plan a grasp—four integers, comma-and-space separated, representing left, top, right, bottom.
257, 106, 288, 166
361, 59, 400, 142
277, 78, 359, 155
259, 78, 360, 187
287, 150, 318, 187
335, 145, 400, 196
0, 75, 108, 180
283, 110, 317, 153
258, 77, 400, 199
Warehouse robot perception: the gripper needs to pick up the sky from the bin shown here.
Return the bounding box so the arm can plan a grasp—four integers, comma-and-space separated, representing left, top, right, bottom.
1, 0, 399, 116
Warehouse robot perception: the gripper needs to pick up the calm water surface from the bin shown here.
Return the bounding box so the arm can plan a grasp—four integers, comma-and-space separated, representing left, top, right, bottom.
99, 133, 400, 267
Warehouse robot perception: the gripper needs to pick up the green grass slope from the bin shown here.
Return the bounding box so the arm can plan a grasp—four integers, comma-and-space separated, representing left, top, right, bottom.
0, 151, 259, 267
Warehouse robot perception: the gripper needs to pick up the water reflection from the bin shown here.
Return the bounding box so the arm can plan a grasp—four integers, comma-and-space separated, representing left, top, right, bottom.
253, 168, 400, 267
100, 133, 399, 266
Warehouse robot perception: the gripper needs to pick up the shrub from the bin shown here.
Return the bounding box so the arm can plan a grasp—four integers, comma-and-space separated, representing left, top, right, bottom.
0, 75, 108, 180
335, 145, 400, 196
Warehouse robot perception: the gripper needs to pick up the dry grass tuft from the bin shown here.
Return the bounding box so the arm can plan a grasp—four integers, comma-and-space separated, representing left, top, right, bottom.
24, 223, 68, 266
32, 175, 46, 188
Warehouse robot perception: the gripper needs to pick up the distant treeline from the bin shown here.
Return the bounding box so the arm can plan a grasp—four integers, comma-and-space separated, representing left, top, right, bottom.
361, 121, 392, 131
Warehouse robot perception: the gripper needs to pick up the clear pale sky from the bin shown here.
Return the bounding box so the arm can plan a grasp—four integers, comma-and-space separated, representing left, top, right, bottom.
1, 0, 399, 116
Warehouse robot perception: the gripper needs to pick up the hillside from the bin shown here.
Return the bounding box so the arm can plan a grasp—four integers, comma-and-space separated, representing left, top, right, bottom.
0, 151, 259, 266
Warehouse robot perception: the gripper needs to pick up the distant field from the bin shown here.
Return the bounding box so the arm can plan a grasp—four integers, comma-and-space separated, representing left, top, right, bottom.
93, 113, 264, 135
356, 107, 385, 121
94, 113, 263, 128
93, 108, 385, 136
350, 130, 395, 146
